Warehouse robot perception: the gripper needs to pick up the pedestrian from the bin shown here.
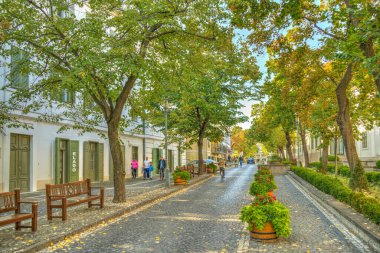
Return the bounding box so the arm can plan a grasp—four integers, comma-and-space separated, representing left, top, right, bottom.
158, 156, 166, 180
239, 156, 243, 168
143, 157, 150, 180
219, 159, 226, 178
131, 159, 138, 179
148, 162, 154, 180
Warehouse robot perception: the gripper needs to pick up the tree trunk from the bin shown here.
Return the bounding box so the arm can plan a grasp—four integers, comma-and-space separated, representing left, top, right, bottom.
278, 146, 285, 160
197, 138, 204, 175
321, 140, 329, 174
360, 39, 380, 95
285, 131, 294, 162
334, 136, 338, 177
108, 122, 126, 203
299, 122, 310, 168
336, 63, 368, 190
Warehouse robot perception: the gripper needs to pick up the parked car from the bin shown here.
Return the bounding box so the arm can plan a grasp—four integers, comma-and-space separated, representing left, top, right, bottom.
205, 159, 219, 165
247, 157, 255, 164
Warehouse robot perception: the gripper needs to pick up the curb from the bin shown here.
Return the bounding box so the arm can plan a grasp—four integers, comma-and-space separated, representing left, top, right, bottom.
287, 171, 380, 252
19, 174, 213, 253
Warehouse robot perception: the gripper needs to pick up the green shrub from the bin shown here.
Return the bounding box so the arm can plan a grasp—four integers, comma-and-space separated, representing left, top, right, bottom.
376, 160, 380, 169
291, 166, 380, 224
268, 155, 282, 162
328, 155, 339, 161
172, 170, 190, 181
366, 172, 380, 184
249, 179, 277, 196
309, 162, 321, 168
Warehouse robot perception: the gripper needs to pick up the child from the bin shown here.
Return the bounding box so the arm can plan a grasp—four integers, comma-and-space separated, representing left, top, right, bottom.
148, 162, 154, 180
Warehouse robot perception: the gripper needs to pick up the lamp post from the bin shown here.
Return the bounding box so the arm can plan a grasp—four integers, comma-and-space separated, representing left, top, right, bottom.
164, 100, 170, 187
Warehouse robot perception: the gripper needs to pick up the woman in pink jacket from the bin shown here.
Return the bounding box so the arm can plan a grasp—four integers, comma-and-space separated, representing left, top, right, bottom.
131, 159, 138, 179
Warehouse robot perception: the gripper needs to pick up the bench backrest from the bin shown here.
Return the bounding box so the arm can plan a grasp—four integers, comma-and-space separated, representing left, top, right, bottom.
0, 189, 20, 213
46, 180, 90, 200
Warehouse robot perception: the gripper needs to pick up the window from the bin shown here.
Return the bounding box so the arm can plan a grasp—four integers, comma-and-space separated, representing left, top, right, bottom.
338, 138, 345, 155
10, 48, 29, 89
362, 132, 368, 149
57, 89, 76, 104
132, 146, 138, 160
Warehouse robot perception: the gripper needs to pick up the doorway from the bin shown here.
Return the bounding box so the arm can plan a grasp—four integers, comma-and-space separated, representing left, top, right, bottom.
9, 134, 30, 192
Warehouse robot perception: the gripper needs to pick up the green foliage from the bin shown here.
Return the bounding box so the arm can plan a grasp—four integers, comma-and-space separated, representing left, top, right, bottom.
291, 166, 380, 224
309, 162, 380, 185
268, 155, 282, 162
207, 163, 217, 173
240, 201, 291, 238
350, 161, 369, 191
366, 172, 380, 185
249, 180, 277, 196
376, 161, 380, 169
172, 170, 190, 182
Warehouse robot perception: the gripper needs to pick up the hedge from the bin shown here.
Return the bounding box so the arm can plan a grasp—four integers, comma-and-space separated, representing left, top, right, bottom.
291, 166, 380, 224
308, 162, 380, 185
376, 160, 380, 169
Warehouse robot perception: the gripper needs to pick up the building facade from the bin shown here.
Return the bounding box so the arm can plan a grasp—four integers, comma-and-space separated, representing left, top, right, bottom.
0, 4, 185, 193
296, 126, 380, 169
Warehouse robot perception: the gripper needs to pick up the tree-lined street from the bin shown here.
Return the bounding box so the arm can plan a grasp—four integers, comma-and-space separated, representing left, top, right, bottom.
38, 165, 372, 253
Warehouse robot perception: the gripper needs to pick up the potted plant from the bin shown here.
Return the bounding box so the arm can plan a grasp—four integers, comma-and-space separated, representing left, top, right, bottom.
250, 173, 277, 197
172, 169, 190, 185
240, 196, 291, 241
206, 163, 217, 174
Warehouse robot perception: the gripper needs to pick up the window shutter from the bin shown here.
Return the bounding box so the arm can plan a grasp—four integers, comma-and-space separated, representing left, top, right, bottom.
83, 142, 90, 180
55, 138, 60, 184
98, 143, 104, 182
68, 140, 79, 182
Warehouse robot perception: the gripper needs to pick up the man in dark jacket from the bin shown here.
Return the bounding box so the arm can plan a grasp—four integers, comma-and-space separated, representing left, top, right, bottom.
158, 156, 166, 181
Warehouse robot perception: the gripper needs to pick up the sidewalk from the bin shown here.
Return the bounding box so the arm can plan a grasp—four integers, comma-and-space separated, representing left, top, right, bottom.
0, 174, 213, 253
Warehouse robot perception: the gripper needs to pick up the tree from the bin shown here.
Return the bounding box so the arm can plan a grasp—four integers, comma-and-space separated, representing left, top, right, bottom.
133, 35, 259, 172
1, 0, 230, 202
229, 0, 380, 190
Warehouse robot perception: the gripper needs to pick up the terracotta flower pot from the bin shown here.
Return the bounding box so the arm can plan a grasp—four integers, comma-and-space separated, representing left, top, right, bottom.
250, 222, 277, 242
174, 178, 188, 185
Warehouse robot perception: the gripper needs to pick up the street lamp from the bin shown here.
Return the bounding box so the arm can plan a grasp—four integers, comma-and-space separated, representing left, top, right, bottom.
164, 99, 171, 187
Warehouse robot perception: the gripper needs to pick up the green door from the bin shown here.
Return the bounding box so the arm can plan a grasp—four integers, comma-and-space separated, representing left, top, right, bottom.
55, 138, 68, 184
152, 148, 159, 174
10, 134, 30, 192
84, 142, 97, 182
109, 144, 125, 182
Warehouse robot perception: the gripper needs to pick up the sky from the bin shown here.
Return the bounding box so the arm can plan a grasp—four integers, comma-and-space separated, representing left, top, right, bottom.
234, 29, 268, 130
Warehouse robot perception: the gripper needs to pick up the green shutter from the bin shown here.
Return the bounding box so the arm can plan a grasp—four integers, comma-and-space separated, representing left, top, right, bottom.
98, 143, 104, 182
55, 138, 60, 184
68, 140, 79, 182
83, 142, 90, 180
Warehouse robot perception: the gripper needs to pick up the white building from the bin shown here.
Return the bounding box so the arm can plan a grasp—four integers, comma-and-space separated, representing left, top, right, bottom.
296, 127, 380, 169
0, 4, 184, 193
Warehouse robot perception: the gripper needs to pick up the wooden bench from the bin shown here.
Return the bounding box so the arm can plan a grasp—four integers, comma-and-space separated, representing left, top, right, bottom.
0, 189, 38, 232
46, 179, 104, 221
181, 165, 196, 178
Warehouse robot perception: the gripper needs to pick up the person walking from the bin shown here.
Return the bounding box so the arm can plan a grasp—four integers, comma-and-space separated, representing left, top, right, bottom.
131, 159, 138, 179
219, 159, 226, 179
239, 156, 243, 168
158, 156, 166, 181
148, 162, 154, 180
143, 157, 150, 180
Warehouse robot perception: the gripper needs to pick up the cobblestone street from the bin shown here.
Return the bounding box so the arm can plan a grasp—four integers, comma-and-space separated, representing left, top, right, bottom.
39, 165, 375, 253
